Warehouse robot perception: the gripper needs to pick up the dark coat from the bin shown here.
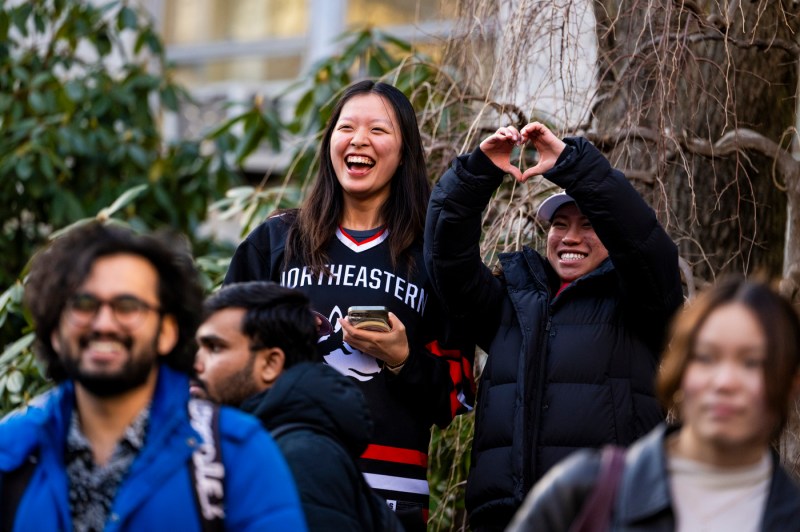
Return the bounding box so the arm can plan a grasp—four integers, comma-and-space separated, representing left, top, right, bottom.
508, 424, 800, 531
239, 362, 402, 532
425, 138, 684, 529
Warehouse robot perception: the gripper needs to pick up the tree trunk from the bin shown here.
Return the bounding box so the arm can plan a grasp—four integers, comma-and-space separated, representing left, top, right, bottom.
591, 0, 799, 283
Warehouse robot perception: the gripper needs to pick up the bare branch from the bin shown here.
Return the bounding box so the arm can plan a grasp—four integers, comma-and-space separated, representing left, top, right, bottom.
679, 129, 800, 190
678, 255, 697, 299
586, 126, 800, 190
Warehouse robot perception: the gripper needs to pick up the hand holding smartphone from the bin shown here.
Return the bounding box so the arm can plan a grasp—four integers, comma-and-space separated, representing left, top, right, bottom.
347, 306, 391, 333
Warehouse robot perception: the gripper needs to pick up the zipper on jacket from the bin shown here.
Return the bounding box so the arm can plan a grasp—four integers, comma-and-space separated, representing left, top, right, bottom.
523, 311, 552, 496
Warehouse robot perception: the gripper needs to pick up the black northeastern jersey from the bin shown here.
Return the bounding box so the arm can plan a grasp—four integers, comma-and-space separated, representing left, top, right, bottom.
225, 213, 475, 528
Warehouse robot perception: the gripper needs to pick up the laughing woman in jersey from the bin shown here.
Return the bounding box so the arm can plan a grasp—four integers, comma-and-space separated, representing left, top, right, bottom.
224, 80, 472, 531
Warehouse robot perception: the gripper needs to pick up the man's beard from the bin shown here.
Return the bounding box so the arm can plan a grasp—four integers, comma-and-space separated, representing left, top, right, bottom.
195, 363, 261, 407
59, 332, 159, 398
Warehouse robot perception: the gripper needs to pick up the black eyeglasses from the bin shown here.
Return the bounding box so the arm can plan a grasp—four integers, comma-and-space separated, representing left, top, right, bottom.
65, 293, 161, 329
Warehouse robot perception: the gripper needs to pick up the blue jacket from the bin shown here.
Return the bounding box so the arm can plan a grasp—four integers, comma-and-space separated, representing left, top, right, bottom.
0, 366, 307, 531
426, 138, 683, 529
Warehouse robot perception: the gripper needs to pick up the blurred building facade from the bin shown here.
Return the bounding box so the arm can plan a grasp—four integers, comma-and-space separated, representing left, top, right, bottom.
141, 0, 456, 173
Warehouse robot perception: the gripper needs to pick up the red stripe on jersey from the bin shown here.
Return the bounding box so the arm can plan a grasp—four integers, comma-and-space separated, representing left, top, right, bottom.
362, 444, 428, 467
426, 340, 476, 418
338, 225, 388, 246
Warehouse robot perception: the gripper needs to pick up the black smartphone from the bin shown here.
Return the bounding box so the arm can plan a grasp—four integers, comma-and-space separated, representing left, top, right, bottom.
347, 306, 391, 332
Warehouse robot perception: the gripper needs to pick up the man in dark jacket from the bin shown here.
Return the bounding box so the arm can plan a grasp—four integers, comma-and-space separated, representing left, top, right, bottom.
425, 122, 683, 530
191, 280, 401, 532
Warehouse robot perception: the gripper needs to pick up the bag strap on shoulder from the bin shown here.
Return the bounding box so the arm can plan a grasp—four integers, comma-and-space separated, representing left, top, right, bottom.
187, 399, 225, 532
569, 445, 627, 532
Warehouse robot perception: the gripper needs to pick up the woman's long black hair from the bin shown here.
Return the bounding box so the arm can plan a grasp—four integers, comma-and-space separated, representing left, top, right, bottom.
285, 80, 429, 275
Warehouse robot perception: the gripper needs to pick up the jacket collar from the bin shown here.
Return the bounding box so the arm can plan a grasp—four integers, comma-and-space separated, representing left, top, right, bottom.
615, 424, 675, 525
616, 424, 800, 529
500, 247, 614, 298
0, 366, 192, 471
761, 449, 800, 528
240, 362, 373, 457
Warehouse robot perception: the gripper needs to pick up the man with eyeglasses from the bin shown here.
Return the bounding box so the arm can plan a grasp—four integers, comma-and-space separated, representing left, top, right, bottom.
191, 280, 402, 532
0, 222, 306, 531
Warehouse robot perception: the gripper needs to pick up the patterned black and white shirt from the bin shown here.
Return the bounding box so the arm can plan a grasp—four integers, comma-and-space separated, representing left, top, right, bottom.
65, 406, 150, 532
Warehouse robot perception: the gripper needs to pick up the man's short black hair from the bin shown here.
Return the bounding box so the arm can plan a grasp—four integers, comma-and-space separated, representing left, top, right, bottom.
24, 222, 204, 381
203, 281, 320, 368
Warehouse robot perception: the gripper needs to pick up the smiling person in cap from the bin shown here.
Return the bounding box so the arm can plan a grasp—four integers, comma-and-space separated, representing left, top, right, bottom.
425, 121, 684, 531
537, 191, 611, 292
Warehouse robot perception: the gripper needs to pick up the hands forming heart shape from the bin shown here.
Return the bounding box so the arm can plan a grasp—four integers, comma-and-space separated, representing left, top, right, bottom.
479, 121, 567, 182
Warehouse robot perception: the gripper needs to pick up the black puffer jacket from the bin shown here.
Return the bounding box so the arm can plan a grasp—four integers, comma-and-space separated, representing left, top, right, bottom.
425, 138, 683, 529
508, 424, 800, 531
239, 362, 402, 532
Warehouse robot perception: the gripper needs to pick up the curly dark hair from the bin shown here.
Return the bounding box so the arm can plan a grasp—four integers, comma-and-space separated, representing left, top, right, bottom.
24, 222, 204, 381
203, 281, 320, 368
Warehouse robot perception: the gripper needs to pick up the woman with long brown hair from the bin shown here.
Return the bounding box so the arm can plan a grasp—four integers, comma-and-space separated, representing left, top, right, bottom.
225, 80, 472, 531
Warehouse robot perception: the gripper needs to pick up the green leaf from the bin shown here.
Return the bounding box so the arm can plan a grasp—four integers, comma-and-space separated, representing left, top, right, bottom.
65, 80, 85, 101
261, 108, 283, 151
38, 151, 55, 179
367, 55, 384, 77
0, 333, 34, 366
6, 370, 24, 394
11, 4, 32, 38
133, 28, 147, 54
127, 144, 150, 168
294, 90, 314, 121
117, 6, 138, 30
152, 182, 173, 214
144, 30, 163, 54
99, 1, 122, 15
33, 11, 45, 33
11, 65, 30, 84
160, 85, 179, 112
16, 158, 32, 180
53, 0, 68, 16
28, 91, 48, 113
374, 45, 397, 71
224, 186, 256, 199
381, 33, 413, 52
56, 189, 86, 221
0, 93, 12, 113
95, 31, 112, 56
234, 120, 265, 163
0, 11, 10, 42
98, 183, 148, 218
49, 218, 102, 242
31, 71, 53, 88
206, 114, 244, 139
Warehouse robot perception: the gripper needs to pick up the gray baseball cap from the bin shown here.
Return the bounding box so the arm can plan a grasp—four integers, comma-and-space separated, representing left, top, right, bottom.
536, 192, 576, 222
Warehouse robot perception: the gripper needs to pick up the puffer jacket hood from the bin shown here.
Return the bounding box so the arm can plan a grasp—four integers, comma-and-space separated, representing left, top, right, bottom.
240, 362, 373, 458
